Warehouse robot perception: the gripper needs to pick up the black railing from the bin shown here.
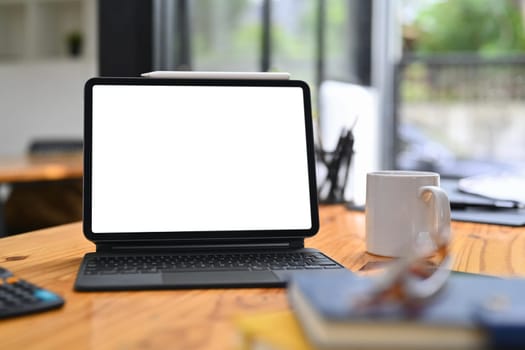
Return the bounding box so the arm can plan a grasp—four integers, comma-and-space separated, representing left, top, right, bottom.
398, 54, 525, 102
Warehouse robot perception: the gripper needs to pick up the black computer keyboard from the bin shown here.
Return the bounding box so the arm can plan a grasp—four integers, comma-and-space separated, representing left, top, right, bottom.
83, 251, 343, 275
0, 267, 64, 319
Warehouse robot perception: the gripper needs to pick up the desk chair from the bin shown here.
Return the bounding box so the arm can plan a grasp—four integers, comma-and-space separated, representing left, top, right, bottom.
4, 139, 83, 235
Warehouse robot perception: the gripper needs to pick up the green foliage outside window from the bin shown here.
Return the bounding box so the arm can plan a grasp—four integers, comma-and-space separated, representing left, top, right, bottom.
413, 0, 525, 55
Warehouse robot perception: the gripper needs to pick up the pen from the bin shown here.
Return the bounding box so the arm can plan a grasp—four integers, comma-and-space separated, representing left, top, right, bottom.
450, 200, 523, 210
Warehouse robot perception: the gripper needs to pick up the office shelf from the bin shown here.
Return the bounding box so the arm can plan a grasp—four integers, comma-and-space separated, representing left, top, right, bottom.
0, 0, 96, 61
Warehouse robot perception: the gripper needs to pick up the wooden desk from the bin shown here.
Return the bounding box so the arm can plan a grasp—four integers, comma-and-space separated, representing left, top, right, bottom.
0, 152, 83, 183
0, 152, 83, 236
1, 205, 525, 350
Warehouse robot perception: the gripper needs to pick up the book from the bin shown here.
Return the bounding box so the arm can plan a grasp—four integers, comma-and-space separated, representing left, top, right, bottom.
288, 270, 525, 349
233, 310, 314, 350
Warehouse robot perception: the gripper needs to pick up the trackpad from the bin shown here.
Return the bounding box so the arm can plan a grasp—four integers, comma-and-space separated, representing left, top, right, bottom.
162, 271, 281, 287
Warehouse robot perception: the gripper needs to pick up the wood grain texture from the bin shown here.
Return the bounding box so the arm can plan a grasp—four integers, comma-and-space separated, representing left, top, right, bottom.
1, 205, 524, 349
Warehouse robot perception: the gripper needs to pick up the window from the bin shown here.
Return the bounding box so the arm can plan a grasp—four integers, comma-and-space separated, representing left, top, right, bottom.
190, 0, 261, 72
397, 0, 525, 177
154, 0, 372, 118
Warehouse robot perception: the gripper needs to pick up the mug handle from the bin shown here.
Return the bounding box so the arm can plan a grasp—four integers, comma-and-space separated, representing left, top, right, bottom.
404, 185, 451, 299
418, 185, 451, 252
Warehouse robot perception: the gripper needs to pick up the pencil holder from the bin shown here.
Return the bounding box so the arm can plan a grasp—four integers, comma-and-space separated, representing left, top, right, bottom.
317, 128, 354, 204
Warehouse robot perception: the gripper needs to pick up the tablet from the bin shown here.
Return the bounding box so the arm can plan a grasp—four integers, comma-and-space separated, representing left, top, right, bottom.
83, 77, 319, 242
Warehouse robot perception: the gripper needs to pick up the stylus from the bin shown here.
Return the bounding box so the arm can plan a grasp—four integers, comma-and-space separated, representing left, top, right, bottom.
140, 71, 291, 80
451, 199, 523, 210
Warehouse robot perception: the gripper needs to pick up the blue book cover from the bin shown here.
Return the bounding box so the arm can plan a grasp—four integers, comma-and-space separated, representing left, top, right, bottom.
288, 270, 525, 349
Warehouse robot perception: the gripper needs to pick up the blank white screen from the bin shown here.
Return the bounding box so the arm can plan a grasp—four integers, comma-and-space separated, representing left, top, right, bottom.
91, 84, 312, 233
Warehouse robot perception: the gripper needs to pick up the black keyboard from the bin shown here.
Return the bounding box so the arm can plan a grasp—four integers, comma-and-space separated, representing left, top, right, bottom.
0, 267, 64, 319
83, 251, 343, 275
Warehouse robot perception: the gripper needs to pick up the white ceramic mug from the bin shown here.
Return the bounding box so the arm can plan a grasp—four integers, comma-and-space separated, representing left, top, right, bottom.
365, 171, 451, 257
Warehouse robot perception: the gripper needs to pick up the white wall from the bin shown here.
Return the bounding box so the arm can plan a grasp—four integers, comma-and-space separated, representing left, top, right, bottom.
0, 59, 96, 155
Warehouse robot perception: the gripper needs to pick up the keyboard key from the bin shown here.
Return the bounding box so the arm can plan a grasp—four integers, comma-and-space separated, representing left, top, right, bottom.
84, 252, 344, 275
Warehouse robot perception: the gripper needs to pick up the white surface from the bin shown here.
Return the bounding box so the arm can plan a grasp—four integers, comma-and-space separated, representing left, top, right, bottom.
0, 59, 96, 155
91, 84, 313, 233
365, 171, 450, 257
0, 0, 96, 155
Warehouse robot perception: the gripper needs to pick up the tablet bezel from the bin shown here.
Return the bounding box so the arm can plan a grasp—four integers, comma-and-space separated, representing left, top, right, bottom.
83, 77, 319, 245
